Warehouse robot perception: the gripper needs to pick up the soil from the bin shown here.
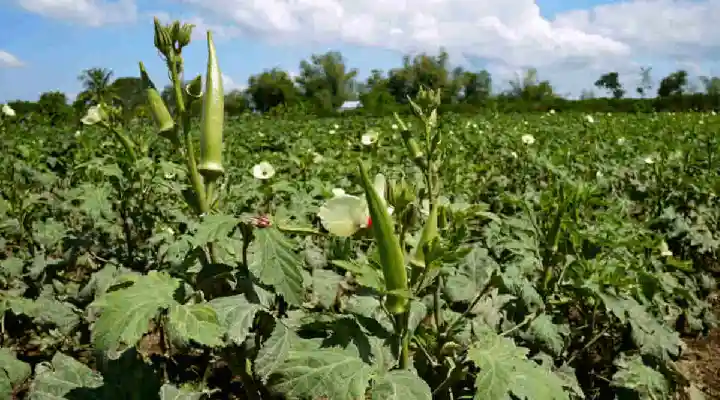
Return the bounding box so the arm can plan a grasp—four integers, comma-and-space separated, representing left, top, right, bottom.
677, 296, 720, 399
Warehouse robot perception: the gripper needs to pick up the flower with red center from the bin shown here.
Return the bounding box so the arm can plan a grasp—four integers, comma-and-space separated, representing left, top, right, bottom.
318, 174, 393, 237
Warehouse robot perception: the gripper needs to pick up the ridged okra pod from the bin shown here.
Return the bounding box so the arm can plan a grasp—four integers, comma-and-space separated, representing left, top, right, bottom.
412, 204, 438, 268
138, 62, 174, 135
358, 162, 409, 314
198, 31, 225, 181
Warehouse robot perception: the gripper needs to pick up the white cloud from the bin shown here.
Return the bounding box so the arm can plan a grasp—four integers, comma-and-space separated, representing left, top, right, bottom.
17, 0, 137, 26
180, 0, 631, 69
172, 0, 720, 95
222, 73, 245, 91
0, 51, 24, 68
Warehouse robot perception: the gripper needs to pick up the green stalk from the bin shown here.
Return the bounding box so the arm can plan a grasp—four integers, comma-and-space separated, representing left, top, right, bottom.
107, 124, 137, 161
395, 312, 410, 369
169, 58, 209, 215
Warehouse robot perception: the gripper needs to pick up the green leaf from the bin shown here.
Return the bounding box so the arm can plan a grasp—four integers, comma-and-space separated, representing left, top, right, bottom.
167, 303, 224, 347
78, 264, 127, 301
611, 354, 670, 399
331, 259, 384, 291
0, 348, 31, 398
371, 370, 431, 400
555, 365, 584, 398
28, 353, 104, 400
500, 265, 543, 310
312, 269, 344, 309
248, 227, 305, 306
344, 295, 394, 334
159, 383, 205, 400
444, 246, 497, 303
92, 347, 162, 399
523, 313, 568, 357
470, 288, 514, 329
209, 295, 261, 345
73, 182, 115, 221
256, 322, 301, 381
407, 299, 427, 334
0, 256, 24, 278
90, 271, 179, 351
624, 300, 681, 360
268, 346, 373, 400
32, 218, 66, 249
468, 327, 568, 400
7, 296, 81, 335
192, 214, 239, 246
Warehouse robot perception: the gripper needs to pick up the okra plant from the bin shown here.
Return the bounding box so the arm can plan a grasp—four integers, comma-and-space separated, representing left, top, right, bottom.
4, 16, 714, 400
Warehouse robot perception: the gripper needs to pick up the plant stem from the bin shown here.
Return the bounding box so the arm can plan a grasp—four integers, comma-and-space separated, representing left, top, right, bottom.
169, 60, 209, 216
395, 312, 410, 369
564, 325, 610, 365
108, 125, 138, 161
443, 279, 493, 336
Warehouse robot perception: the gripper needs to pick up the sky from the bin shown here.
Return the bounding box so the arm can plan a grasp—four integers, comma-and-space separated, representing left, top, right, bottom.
2, 0, 720, 103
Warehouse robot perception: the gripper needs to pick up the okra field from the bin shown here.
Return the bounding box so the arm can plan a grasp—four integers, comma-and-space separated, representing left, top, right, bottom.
1, 20, 720, 400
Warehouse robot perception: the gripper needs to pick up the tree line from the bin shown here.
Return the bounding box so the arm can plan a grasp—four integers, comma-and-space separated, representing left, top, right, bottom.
7, 49, 720, 125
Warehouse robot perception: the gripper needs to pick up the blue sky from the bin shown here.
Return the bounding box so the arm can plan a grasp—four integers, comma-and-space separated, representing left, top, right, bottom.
0, 0, 716, 102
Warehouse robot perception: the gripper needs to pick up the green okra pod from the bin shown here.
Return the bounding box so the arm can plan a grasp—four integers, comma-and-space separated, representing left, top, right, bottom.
358, 161, 409, 314
400, 129, 426, 169
411, 203, 438, 268
138, 62, 175, 137
198, 31, 225, 181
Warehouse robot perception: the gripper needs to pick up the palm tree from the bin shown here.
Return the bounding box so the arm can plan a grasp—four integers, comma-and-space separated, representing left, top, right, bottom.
77, 67, 115, 105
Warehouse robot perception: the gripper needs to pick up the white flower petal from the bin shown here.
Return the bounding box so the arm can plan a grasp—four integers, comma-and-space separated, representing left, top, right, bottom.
318, 195, 368, 237
2, 104, 15, 117
252, 161, 276, 180
81, 104, 105, 125
521, 134, 535, 145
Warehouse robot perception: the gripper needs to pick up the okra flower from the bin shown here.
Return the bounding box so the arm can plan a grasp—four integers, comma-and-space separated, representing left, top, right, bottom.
2, 104, 15, 117
81, 104, 107, 126
252, 161, 275, 180
361, 130, 379, 146
318, 174, 393, 237
659, 241, 672, 256
521, 134, 535, 145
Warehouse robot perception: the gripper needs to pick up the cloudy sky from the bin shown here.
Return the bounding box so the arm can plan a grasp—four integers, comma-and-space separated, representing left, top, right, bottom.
2, 0, 720, 103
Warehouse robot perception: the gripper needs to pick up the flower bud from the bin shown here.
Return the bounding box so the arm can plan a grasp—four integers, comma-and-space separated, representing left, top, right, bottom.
153, 17, 172, 55
177, 23, 195, 48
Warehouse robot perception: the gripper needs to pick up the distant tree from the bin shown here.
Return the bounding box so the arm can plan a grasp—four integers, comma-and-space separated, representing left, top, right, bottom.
699, 76, 720, 96
37, 91, 72, 125
225, 89, 250, 115
358, 69, 397, 114
295, 51, 358, 113
657, 70, 688, 97
507, 68, 555, 101
77, 67, 115, 105
460, 70, 492, 104
594, 72, 625, 99
246, 68, 300, 113
386, 51, 451, 104
109, 76, 144, 123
